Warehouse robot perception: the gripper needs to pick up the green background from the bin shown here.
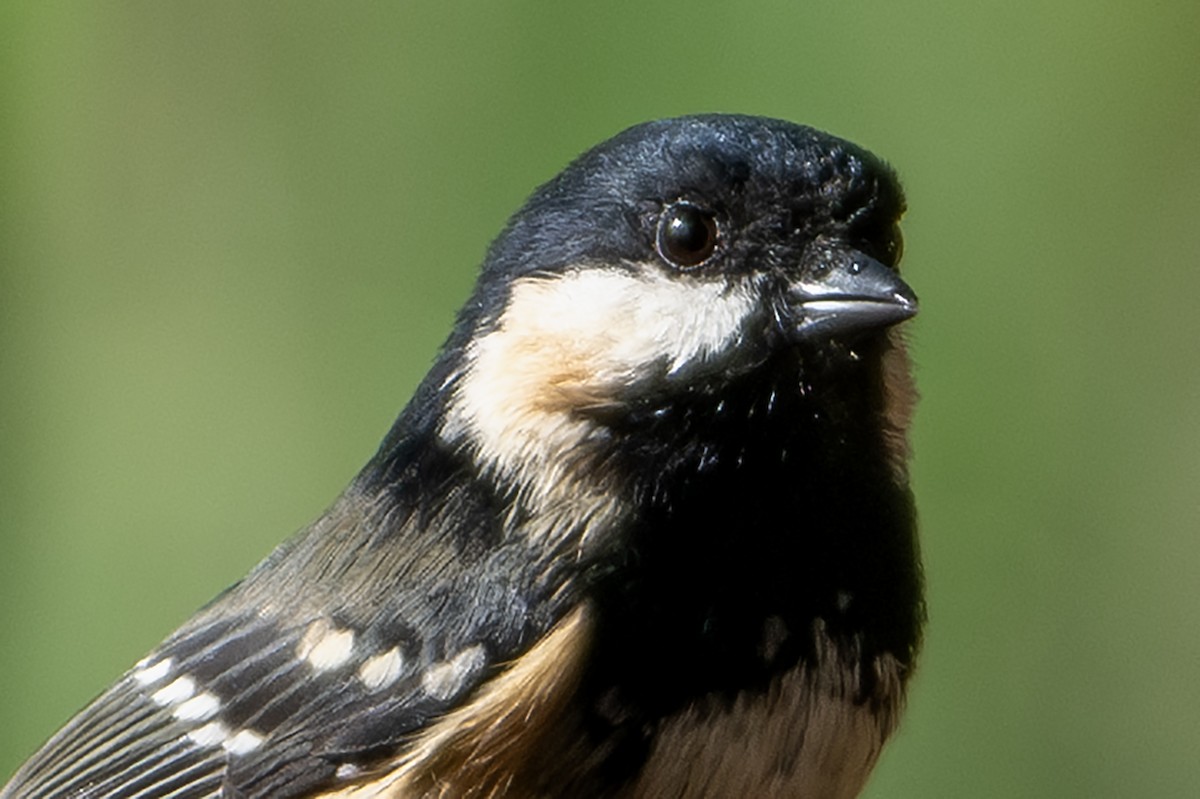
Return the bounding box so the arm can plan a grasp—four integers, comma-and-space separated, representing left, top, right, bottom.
2, 3, 1198, 796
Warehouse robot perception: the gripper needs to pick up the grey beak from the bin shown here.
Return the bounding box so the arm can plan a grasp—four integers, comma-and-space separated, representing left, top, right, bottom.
786, 243, 917, 343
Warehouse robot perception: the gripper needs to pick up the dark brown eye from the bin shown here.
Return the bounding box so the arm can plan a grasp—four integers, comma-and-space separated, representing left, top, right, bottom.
657, 202, 719, 268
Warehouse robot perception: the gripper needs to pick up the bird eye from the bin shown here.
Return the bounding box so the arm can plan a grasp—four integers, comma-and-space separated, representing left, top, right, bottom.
657, 202, 719, 268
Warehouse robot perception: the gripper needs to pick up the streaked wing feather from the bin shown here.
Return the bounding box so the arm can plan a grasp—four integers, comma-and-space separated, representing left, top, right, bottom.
2, 604, 509, 798
3, 467, 573, 798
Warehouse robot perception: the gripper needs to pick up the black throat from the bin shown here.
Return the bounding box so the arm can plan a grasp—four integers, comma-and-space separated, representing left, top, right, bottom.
576, 340, 923, 776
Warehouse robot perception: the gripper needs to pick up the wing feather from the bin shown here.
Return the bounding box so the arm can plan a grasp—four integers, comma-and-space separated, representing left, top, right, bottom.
1, 479, 579, 798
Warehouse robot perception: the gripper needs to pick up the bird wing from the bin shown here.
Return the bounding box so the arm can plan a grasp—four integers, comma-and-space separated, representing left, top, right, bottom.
2, 476, 580, 799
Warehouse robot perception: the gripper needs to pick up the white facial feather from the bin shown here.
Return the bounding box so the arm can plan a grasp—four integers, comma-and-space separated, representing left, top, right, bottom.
440, 265, 763, 543
489, 267, 760, 380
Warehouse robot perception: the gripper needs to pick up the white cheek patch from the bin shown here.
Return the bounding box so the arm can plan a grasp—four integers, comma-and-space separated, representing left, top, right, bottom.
490, 267, 761, 387
440, 266, 761, 533
457, 267, 760, 422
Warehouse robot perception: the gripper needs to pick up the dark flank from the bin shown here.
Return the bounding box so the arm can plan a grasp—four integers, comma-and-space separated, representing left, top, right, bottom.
2, 115, 922, 799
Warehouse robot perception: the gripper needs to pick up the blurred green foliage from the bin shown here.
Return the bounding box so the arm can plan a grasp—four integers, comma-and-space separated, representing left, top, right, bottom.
2, 2, 1198, 796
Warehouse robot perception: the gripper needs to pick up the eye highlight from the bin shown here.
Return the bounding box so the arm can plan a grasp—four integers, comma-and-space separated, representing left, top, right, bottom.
656, 202, 719, 268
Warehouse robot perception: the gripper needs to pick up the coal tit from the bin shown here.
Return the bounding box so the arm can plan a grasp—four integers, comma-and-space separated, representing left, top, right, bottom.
2, 114, 921, 799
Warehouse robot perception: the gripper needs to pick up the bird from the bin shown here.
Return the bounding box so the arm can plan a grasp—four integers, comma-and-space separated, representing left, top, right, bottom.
1, 114, 922, 799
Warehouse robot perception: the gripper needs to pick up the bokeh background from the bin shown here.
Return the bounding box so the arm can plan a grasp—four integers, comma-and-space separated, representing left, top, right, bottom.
2, 2, 1198, 796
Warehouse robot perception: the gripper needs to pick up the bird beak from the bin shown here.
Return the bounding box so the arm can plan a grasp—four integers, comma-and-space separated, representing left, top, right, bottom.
785, 240, 918, 343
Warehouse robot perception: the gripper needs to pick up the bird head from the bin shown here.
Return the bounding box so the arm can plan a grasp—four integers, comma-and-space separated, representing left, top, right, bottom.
432, 115, 916, 512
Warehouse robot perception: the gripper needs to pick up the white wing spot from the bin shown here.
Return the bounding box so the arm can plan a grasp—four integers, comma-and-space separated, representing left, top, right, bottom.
297, 619, 356, 672
336, 764, 364, 780
133, 657, 173, 686
358, 647, 405, 691
173, 691, 221, 722
151, 675, 196, 706
421, 644, 487, 701
223, 728, 265, 755
186, 721, 230, 748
